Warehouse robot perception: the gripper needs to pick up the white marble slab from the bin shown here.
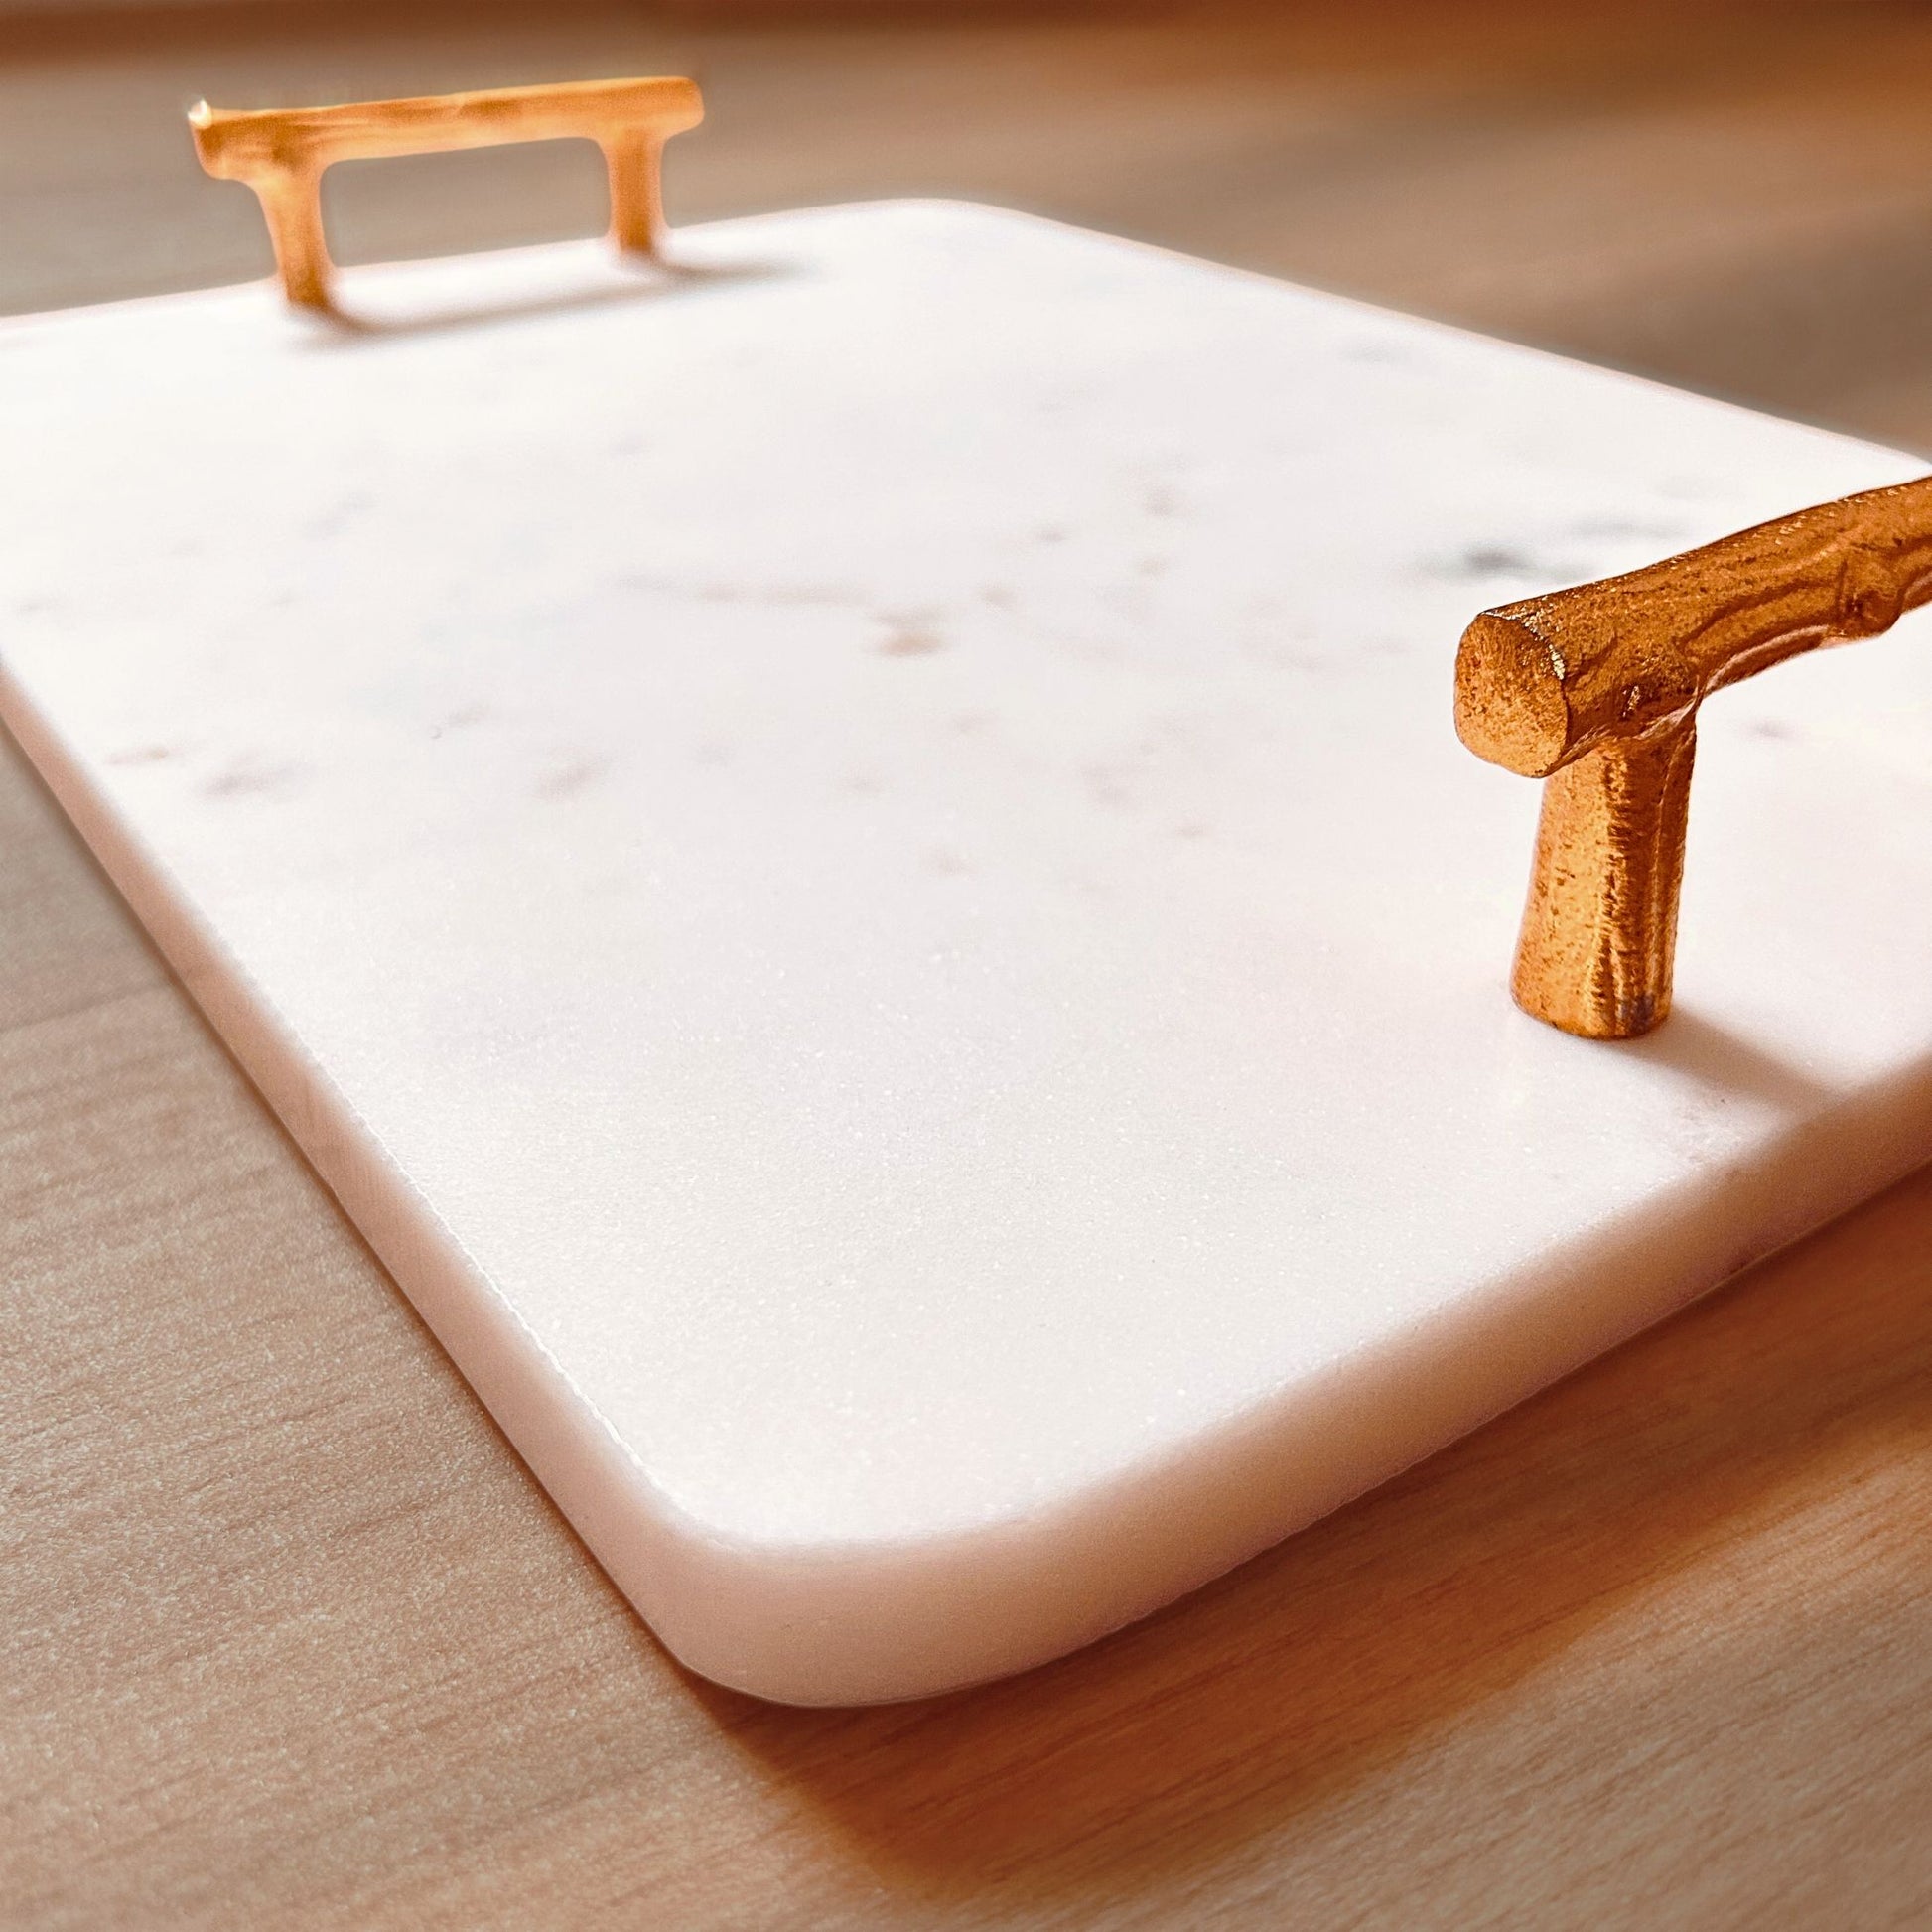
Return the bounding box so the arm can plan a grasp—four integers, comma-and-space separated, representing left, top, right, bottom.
4, 203, 1930, 1705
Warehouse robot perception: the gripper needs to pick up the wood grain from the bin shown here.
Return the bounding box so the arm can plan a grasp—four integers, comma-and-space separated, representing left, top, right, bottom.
5, 4, 1932, 1925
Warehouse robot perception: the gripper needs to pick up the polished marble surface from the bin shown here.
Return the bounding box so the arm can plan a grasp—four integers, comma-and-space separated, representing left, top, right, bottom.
3, 202, 1928, 1702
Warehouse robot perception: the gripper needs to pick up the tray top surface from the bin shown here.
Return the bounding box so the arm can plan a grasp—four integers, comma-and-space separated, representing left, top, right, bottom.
4, 204, 1929, 1699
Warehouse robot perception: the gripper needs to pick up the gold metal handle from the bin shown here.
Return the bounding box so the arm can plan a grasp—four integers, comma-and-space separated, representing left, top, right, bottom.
189, 76, 704, 310
1455, 477, 1932, 1038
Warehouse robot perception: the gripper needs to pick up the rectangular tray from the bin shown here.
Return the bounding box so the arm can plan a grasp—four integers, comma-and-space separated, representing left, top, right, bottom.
5, 203, 1930, 1703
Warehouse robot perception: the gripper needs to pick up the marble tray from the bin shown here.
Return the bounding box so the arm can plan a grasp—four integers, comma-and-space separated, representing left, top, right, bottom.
4, 203, 1930, 1706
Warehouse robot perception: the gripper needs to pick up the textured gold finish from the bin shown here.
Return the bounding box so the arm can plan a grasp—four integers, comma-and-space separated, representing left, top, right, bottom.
1456, 477, 1932, 1038
189, 76, 704, 309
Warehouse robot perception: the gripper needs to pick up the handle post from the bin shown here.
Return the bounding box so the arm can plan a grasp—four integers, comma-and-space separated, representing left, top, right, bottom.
1512, 721, 1696, 1039
254, 163, 330, 310
605, 130, 666, 254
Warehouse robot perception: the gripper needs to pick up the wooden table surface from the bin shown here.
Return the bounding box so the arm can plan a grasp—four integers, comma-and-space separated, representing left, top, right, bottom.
5, 4, 1932, 1925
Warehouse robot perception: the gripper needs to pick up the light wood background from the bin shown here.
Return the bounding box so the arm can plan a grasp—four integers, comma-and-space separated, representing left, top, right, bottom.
5, 4, 1932, 1926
